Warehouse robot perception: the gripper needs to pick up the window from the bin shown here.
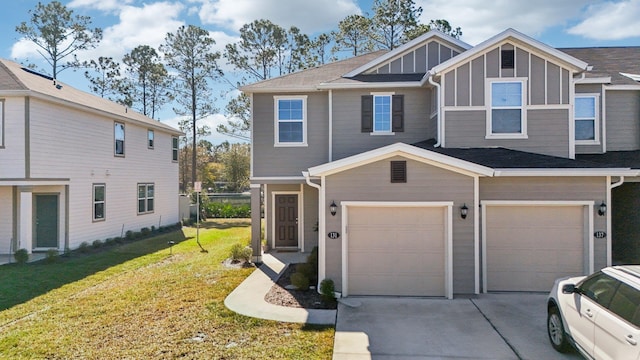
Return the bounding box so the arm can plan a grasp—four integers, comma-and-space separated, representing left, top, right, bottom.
93, 184, 105, 221
390, 161, 407, 183
575, 95, 598, 143
488, 80, 526, 138
147, 130, 154, 149
579, 272, 619, 308
275, 96, 306, 146
361, 94, 404, 133
115, 122, 125, 156
608, 282, 640, 327
501, 50, 515, 69
137, 183, 154, 214
172, 136, 179, 162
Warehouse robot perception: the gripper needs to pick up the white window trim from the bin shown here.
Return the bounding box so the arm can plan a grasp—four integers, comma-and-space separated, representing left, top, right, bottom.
575, 93, 600, 145
370, 92, 395, 135
147, 129, 154, 149
92, 183, 106, 222
114, 122, 125, 156
485, 78, 528, 139
274, 95, 308, 147
137, 183, 155, 215
171, 136, 179, 162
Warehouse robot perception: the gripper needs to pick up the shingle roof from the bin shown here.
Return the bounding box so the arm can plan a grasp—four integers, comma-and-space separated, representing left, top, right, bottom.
560, 47, 640, 85
0, 59, 181, 135
577, 151, 640, 169
412, 139, 617, 169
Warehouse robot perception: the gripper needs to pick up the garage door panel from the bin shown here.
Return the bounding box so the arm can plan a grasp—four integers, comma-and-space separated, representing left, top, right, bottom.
486, 205, 585, 292
347, 206, 446, 297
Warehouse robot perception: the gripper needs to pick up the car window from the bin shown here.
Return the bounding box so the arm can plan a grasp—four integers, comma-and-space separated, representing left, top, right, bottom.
608, 282, 640, 327
578, 273, 620, 308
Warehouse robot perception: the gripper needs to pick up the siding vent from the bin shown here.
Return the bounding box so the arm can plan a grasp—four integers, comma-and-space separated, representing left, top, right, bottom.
501, 50, 515, 69
390, 161, 407, 183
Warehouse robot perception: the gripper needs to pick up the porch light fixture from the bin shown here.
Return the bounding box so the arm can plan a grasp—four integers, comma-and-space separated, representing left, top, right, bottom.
598, 201, 607, 216
330, 201, 337, 216
460, 203, 469, 219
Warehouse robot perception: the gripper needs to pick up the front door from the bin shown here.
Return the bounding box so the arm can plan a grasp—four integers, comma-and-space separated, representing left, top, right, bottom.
34, 194, 59, 248
274, 194, 298, 247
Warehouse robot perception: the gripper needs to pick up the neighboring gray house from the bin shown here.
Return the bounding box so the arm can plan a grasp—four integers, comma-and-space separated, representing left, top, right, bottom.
242, 29, 640, 299
0, 59, 183, 255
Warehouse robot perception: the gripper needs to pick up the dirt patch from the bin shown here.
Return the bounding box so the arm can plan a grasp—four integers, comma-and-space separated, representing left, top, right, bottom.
264, 264, 337, 310
221, 258, 256, 269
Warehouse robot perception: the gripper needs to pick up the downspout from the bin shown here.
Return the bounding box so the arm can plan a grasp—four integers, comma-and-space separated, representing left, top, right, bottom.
328, 90, 333, 162
303, 171, 325, 291
428, 74, 442, 147
607, 176, 625, 266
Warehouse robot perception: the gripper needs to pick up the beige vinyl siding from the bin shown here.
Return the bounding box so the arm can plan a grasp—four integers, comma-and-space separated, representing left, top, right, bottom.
605, 90, 640, 151
0, 186, 13, 254
28, 98, 179, 249
0, 97, 26, 178
324, 156, 475, 294
252, 92, 329, 177
445, 109, 570, 157
480, 176, 608, 270
331, 88, 432, 161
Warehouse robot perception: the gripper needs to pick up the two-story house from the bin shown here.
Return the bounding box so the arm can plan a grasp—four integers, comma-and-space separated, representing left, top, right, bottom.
243, 29, 640, 299
0, 59, 182, 255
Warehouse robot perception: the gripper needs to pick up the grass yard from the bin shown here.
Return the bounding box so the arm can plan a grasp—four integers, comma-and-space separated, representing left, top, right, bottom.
0, 219, 334, 359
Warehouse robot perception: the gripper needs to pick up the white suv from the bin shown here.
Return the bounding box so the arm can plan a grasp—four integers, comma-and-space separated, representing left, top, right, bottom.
547, 266, 640, 359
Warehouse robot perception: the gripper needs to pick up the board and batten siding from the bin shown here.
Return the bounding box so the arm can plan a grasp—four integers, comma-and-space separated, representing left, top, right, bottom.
28, 98, 179, 249
480, 176, 608, 270
332, 88, 433, 161
252, 92, 329, 177
324, 156, 475, 294
0, 97, 27, 178
370, 39, 461, 74
605, 90, 640, 151
444, 109, 570, 157
0, 187, 13, 254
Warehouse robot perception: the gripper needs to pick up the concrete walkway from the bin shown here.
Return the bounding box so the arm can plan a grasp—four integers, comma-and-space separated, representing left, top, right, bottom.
224, 252, 337, 325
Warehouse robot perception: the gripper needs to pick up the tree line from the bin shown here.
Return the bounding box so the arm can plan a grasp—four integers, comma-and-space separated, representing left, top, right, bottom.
15, 0, 461, 192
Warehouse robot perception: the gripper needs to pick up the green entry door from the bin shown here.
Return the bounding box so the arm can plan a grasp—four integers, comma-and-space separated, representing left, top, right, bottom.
34, 194, 59, 248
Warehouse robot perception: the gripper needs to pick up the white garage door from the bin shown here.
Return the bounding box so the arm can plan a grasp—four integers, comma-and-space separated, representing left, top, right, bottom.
347, 206, 446, 296
485, 205, 585, 292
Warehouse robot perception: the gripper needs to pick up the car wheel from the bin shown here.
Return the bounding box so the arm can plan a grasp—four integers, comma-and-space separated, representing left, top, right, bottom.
548, 306, 571, 353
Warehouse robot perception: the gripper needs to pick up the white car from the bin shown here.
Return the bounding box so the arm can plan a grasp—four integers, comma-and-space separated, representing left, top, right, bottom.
547, 266, 640, 360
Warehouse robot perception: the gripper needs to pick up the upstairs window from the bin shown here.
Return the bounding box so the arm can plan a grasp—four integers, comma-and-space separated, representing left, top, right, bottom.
147, 130, 154, 149
172, 136, 179, 162
274, 96, 307, 146
487, 80, 527, 139
575, 95, 598, 143
93, 184, 105, 221
361, 94, 404, 134
115, 122, 125, 156
137, 183, 154, 214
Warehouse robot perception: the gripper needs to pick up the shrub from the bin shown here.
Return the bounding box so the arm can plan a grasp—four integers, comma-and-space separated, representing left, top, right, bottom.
296, 263, 315, 279
230, 243, 252, 262
92, 240, 103, 249
320, 278, 336, 302
104, 238, 115, 246
291, 272, 310, 290
125, 230, 134, 240
45, 249, 58, 263
140, 227, 151, 237
307, 247, 318, 274
113, 237, 124, 244
78, 242, 90, 253
151, 225, 156, 233
205, 202, 251, 218
14, 248, 29, 264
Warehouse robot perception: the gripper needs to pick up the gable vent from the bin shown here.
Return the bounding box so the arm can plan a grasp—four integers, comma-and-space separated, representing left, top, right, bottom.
501, 50, 515, 69
390, 161, 407, 183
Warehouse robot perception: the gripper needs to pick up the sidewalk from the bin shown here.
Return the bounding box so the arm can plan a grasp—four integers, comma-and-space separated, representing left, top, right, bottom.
224, 252, 337, 325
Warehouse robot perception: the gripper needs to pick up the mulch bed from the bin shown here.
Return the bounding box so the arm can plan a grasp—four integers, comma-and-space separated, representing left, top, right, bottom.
264, 263, 337, 310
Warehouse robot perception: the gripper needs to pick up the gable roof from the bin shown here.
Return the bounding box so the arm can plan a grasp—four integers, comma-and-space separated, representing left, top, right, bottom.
429, 28, 589, 76
560, 47, 640, 86
0, 59, 182, 135
342, 30, 472, 78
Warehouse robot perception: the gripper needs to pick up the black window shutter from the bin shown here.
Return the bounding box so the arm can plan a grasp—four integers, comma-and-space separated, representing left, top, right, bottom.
390, 161, 407, 183
361, 95, 373, 132
392, 95, 404, 132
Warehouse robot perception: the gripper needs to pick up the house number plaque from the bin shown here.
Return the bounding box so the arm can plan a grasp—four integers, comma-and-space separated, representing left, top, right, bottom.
328, 232, 340, 239
594, 231, 606, 239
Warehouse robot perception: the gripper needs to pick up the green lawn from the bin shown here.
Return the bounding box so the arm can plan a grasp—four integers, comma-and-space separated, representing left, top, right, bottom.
0, 220, 334, 359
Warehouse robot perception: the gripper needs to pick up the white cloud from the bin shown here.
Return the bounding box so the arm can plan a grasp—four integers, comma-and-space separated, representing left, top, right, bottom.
68, 0, 134, 12
415, 0, 591, 44
195, 0, 361, 33
568, 0, 640, 40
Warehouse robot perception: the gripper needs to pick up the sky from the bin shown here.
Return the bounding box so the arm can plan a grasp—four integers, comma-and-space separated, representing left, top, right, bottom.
1, 0, 639, 144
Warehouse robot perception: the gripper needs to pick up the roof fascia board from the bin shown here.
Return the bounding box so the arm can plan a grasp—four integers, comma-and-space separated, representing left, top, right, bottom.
343, 31, 471, 78
0, 90, 31, 97
575, 77, 612, 84
316, 81, 423, 90
493, 168, 637, 177
240, 86, 319, 94
604, 85, 640, 90
430, 28, 589, 76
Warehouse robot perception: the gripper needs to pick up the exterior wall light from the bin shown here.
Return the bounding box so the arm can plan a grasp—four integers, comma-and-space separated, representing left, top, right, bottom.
461, 203, 469, 219
598, 201, 607, 216
330, 201, 337, 216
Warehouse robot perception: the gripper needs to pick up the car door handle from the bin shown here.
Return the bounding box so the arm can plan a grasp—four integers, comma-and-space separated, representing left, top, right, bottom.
627, 335, 637, 346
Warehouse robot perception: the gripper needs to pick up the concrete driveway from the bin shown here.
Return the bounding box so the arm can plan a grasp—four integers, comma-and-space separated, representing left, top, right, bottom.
333, 293, 583, 359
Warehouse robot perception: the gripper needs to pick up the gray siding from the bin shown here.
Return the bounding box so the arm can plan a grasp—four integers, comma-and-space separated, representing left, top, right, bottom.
456, 63, 470, 107
530, 55, 546, 105
303, 184, 319, 252
372, 40, 464, 74
480, 176, 608, 271
332, 88, 432, 160
252, 92, 329, 177
605, 90, 640, 151
444, 109, 570, 157
324, 156, 476, 294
